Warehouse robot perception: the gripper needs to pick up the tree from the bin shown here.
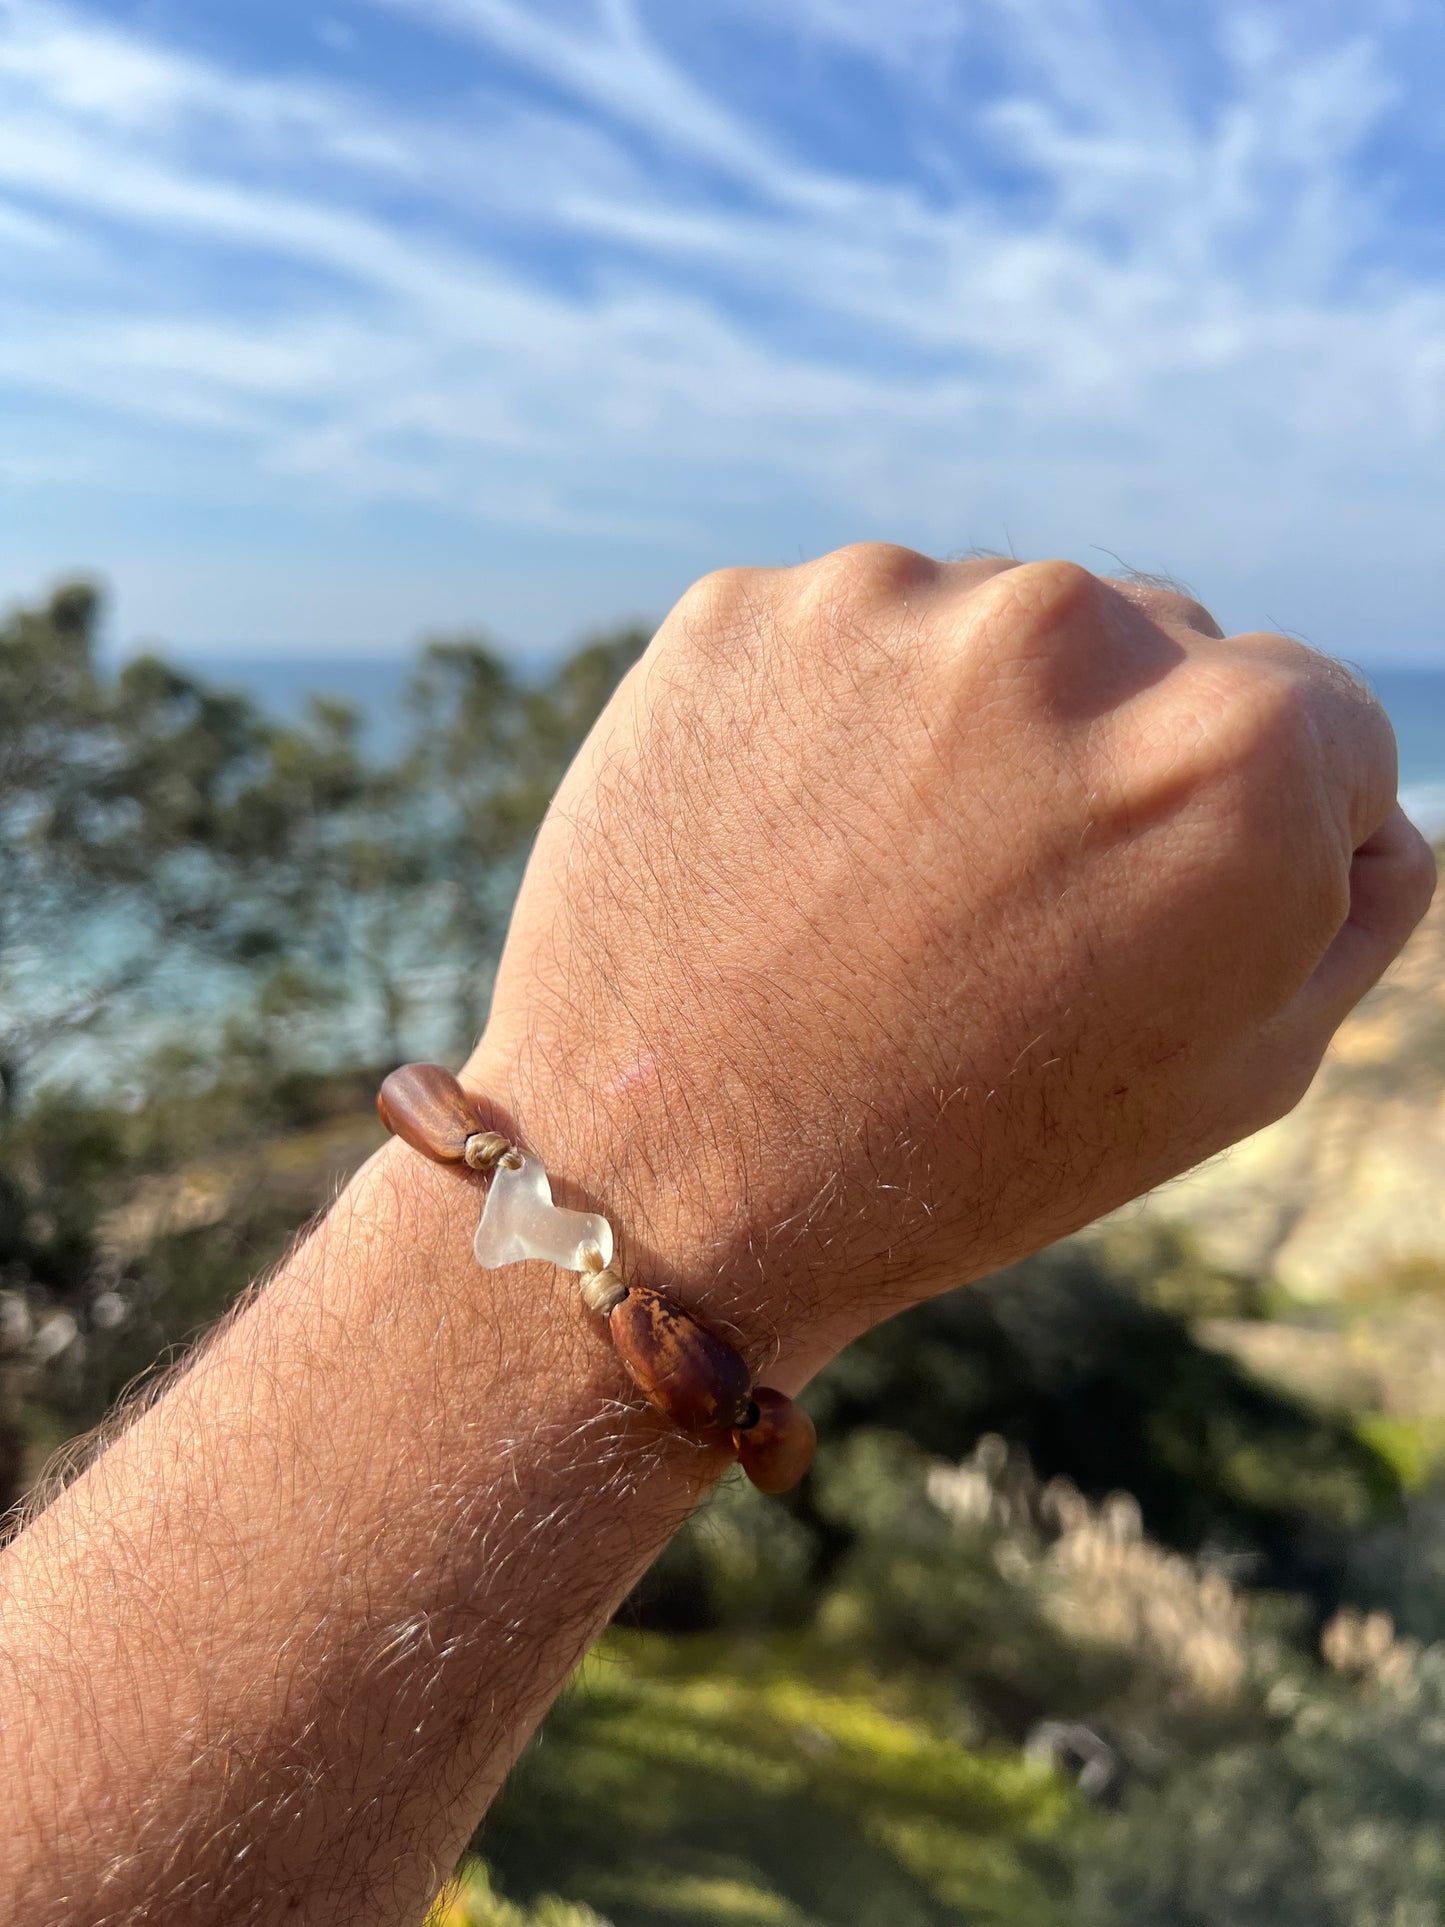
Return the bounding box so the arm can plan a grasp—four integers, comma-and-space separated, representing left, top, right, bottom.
403, 626, 646, 1055
0, 581, 284, 1107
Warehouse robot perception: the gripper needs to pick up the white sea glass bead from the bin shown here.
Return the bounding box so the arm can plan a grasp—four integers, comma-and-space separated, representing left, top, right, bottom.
472, 1154, 614, 1273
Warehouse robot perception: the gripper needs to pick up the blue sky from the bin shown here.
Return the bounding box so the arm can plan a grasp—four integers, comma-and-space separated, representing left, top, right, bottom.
0, 0, 1441, 661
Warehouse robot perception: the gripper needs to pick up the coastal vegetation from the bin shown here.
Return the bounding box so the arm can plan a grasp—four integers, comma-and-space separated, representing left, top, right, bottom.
5, 579, 1445, 1924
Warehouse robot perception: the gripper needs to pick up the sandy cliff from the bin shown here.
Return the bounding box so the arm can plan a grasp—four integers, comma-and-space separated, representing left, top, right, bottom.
1117, 862, 1445, 1303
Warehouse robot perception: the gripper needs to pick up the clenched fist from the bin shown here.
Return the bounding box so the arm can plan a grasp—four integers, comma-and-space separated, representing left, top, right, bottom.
472, 549, 1434, 1382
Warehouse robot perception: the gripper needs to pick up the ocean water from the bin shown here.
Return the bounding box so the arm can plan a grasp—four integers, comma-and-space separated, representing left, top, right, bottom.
1368, 670, 1445, 839
184, 654, 1445, 839
176, 654, 420, 756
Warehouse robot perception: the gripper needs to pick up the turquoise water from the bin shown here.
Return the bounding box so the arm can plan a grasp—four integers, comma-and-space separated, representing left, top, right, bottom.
179, 655, 1445, 836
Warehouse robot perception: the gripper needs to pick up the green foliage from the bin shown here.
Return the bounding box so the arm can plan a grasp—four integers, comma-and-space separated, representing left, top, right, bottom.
431, 1864, 610, 1926
470, 1437, 1445, 1927
401, 625, 646, 1046
1073, 1650, 1445, 1926
632, 1247, 1403, 1654
479, 1635, 1072, 1927
0, 582, 250, 1097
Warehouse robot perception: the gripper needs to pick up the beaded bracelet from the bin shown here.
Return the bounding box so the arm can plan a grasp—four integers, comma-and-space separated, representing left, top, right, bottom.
377, 1063, 816, 1494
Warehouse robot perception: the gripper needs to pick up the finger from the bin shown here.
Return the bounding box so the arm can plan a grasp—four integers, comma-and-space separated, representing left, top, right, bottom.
1289, 805, 1437, 1036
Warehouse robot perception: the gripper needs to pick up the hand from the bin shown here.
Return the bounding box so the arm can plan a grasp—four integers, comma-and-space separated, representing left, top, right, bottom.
470, 551, 1434, 1383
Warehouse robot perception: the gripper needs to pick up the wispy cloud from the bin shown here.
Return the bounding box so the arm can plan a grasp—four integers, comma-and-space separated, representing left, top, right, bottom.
0, 0, 1441, 653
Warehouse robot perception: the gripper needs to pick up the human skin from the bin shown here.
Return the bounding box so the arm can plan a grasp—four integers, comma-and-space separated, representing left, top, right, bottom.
0, 552, 1433, 1923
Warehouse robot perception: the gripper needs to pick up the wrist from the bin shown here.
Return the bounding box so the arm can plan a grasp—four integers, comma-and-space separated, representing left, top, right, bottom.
308, 1134, 747, 1526
378, 1054, 822, 1490
459, 1036, 845, 1393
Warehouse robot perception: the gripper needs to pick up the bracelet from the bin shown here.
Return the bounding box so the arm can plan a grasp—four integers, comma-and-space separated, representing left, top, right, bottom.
376, 1063, 816, 1494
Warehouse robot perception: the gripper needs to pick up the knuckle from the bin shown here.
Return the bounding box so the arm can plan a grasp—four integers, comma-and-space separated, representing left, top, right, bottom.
1177, 651, 1318, 791
1115, 582, 1223, 638
951, 559, 1120, 713
679, 565, 761, 624
672, 566, 771, 664
1222, 656, 1316, 768
1224, 637, 1393, 786
964, 559, 1107, 673
1206, 663, 1328, 859
993, 557, 1103, 628
1117, 650, 1345, 918
1192, 656, 1365, 942
798, 541, 938, 614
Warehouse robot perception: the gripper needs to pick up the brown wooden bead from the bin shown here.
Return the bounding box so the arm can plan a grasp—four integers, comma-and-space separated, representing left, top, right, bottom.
607, 1286, 752, 1432
377, 1063, 483, 1163
735, 1386, 816, 1494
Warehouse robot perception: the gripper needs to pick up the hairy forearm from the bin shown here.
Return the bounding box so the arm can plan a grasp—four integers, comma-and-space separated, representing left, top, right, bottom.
0, 1141, 726, 1924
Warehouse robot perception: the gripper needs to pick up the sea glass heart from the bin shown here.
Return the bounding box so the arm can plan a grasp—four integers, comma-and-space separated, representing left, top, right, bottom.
472, 1154, 614, 1273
